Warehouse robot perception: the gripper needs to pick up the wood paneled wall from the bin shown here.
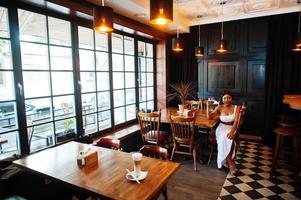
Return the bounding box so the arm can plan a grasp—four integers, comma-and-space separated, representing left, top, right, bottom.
194, 17, 268, 135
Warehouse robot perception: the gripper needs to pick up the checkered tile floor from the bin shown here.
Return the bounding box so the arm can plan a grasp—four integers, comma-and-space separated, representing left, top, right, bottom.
218, 141, 301, 200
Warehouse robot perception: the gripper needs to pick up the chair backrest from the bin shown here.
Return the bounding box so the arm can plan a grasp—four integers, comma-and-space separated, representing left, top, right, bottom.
137, 110, 161, 142
169, 114, 196, 145
234, 106, 246, 136
95, 138, 121, 150
185, 100, 199, 110
139, 145, 168, 160
61, 103, 71, 114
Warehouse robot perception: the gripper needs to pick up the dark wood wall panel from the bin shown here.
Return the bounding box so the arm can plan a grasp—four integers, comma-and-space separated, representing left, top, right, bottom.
196, 17, 268, 135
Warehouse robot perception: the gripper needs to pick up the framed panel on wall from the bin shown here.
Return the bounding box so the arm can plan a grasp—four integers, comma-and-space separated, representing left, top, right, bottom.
204, 61, 242, 95
247, 60, 265, 96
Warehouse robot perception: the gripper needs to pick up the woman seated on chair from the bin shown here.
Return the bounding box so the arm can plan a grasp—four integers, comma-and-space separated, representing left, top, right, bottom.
207, 90, 241, 175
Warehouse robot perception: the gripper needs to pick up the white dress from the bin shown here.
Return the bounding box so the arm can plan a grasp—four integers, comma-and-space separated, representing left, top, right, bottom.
216, 105, 237, 168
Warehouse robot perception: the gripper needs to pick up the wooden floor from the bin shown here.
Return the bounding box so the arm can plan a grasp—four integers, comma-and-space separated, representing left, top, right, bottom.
159, 158, 228, 200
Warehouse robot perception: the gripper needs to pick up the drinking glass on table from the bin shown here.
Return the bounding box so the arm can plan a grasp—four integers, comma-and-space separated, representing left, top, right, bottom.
132, 152, 142, 177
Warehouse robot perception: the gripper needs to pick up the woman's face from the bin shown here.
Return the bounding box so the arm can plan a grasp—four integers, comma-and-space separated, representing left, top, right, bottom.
222, 94, 232, 105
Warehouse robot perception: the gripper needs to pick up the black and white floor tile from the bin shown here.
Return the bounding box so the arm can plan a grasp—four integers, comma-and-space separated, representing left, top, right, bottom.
218, 141, 301, 200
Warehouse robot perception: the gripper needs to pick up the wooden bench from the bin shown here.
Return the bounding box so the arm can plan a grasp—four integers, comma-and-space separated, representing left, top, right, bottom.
0, 138, 8, 153
94, 124, 142, 152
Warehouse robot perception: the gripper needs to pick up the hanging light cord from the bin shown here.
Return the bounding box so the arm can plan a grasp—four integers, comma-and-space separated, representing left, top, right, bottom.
198, 25, 201, 46
221, 2, 224, 40
177, 29, 179, 38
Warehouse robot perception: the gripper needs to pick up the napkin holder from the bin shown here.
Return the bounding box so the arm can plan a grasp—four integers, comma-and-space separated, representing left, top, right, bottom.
183, 109, 195, 116
77, 149, 98, 167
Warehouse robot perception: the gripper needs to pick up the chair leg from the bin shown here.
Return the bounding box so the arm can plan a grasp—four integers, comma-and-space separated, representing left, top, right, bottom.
293, 136, 299, 181
270, 134, 281, 179
193, 147, 197, 171
207, 145, 214, 166
170, 143, 176, 161
162, 185, 168, 200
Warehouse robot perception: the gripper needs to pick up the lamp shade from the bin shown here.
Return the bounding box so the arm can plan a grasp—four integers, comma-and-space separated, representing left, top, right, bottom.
150, 0, 173, 25
93, 6, 114, 32
195, 46, 204, 57
216, 39, 227, 53
172, 37, 183, 52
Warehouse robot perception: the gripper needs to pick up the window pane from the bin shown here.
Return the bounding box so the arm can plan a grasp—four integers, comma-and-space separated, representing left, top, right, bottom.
138, 41, 145, 56
139, 87, 146, 102
147, 101, 154, 111
97, 72, 109, 91
83, 114, 97, 135
112, 54, 124, 71
0, 131, 19, 156
50, 46, 72, 70
147, 73, 153, 86
113, 90, 125, 107
126, 105, 136, 121
55, 118, 76, 143
78, 26, 94, 49
96, 52, 109, 71
147, 87, 154, 100
126, 89, 135, 105
98, 111, 111, 131
125, 72, 135, 88
21, 43, 48, 70
95, 32, 108, 51
53, 95, 75, 120
146, 43, 153, 57
139, 102, 146, 111
112, 33, 123, 53
125, 55, 134, 71
138, 57, 145, 72
97, 92, 110, 111
0, 71, 15, 101
48, 17, 71, 46
146, 58, 153, 72
0, 102, 17, 132
113, 72, 124, 90
80, 72, 96, 92
0, 40, 12, 69
79, 50, 95, 71
23, 72, 50, 98
18, 9, 47, 43
0, 7, 9, 38
114, 107, 125, 125
124, 36, 134, 55
139, 73, 146, 87
26, 98, 52, 126
30, 123, 54, 152
51, 72, 74, 95
82, 93, 96, 114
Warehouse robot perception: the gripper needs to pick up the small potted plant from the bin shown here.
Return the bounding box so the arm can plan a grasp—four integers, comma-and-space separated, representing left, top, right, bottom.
167, 82, 196, 111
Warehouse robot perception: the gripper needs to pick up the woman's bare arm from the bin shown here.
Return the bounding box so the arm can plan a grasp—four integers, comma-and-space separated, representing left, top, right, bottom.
207, 105, 220, 119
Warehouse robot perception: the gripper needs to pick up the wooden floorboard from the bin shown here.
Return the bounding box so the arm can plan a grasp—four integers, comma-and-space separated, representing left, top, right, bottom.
159, 159, 228, 200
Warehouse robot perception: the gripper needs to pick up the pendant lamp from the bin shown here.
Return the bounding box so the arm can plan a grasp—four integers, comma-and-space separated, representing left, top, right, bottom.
93, 0, 114, 32
195, 25, 204, 57
216, 1, 227, 53
172, 29, 183, 52
150, 0, 173, 25
292, 0, 301, 51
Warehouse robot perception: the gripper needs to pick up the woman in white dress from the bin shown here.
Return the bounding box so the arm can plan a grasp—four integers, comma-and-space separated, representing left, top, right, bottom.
207, 91, 241, 175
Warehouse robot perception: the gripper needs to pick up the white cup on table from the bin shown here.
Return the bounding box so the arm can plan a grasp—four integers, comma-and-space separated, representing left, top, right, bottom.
132, 152, 142, 177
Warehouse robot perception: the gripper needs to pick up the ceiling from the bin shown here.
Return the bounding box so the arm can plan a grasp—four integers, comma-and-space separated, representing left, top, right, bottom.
87, 0, 301, 34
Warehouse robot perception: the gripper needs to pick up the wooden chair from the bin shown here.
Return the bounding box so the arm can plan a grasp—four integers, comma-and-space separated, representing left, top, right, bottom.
169, 114, 200, 171
139, 145, 168, 200
137, 109, 169, 146
95, 138, 121, 150
185, 100, 199, 110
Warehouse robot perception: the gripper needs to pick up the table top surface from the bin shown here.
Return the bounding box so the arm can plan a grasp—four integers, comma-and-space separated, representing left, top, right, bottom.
160, 107, 219, 128
283, 94, 301, 110
13, 141, 180, 200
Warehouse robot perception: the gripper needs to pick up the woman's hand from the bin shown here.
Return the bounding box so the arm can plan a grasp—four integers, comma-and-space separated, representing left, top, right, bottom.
227, 130, 236, 140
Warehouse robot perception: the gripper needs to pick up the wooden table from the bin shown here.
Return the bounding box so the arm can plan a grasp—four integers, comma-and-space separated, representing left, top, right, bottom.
13, 141, 180, 200
160, 107, 219, 128
283, 94, 301, 110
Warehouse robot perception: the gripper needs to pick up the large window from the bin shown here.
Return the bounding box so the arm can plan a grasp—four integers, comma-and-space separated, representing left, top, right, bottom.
112, 33, 136, 125
138, 41, 154, 111
0, 7, 19, 157
78, 26, 111, 135
19, 9, 76, 152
